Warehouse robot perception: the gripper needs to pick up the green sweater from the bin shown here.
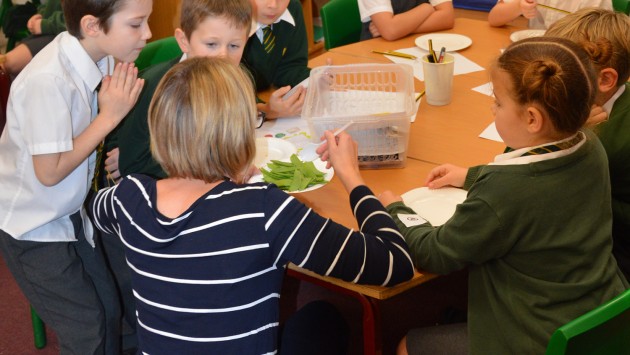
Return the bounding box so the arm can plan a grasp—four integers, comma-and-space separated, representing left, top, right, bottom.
38, 0, 64, 35
594, 82, 630, 281
242, 0, 311, 91
388, 132, 627, 354
115, 57, 182, 179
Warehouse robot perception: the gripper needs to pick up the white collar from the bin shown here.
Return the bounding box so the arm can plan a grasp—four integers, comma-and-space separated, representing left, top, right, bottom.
602, 84, 626, 116
491, 131, 586, 166
60, 32, 112, 92
253, 8, 295, 39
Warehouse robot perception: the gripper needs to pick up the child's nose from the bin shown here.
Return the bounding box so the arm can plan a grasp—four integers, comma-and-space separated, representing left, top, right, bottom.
142, 26, 152, 41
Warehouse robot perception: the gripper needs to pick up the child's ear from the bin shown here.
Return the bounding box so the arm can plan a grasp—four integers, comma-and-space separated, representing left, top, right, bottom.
80, 15, 102, 37
525, 106, 545, 134
598, 68, 618, 95
174, 28, 190, 54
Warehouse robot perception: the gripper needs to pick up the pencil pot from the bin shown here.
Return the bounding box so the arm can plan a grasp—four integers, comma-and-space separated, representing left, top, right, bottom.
302, 63, 414, 169
421, 53, 454, 106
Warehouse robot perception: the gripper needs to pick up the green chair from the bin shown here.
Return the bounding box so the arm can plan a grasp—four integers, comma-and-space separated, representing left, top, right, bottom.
545, 289, 630, 355
613, 0, 630, 14
320, 0, 362, 50
134, 36, 182, 71
31, 306, 46, 349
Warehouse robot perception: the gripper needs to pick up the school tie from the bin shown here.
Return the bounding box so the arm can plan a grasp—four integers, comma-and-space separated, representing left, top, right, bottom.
262, 26, 276, 54
506, 134, 583, 157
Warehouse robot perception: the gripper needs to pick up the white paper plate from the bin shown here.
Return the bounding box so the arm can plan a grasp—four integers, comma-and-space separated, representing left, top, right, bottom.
254, 137, 298, 168
249, 158, 334, 193
401, 187, 467, 226
510, 29, 546, 42
415, 33, 472, 52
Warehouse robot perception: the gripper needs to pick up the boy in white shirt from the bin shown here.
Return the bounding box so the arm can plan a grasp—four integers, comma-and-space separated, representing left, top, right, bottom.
488, 0, 613, 28
0, 0, 149, 353
358, 0, 454, 41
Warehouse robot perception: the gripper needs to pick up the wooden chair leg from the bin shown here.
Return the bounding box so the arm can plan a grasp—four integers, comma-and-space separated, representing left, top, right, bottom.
30, 305, 47, 349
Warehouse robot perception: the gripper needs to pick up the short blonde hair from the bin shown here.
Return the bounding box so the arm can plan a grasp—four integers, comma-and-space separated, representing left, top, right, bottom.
545, 8, 630, 85
148, 57, 257, 182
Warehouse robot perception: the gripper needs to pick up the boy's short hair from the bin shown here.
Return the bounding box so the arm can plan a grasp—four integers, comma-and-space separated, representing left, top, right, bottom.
148, 57, 257, 182
545, 8, 630, 85
63, 0, 128, 39
495, 37, 597, 135
178, 0, 252, 39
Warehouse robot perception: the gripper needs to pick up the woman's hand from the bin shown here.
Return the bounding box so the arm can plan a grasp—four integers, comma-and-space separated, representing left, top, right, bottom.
317, 131, 364, 193
424, 164, 468, 189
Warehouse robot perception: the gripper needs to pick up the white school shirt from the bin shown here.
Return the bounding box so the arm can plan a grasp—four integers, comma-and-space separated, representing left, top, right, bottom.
358, 0, 452, 23
0, 32, 113, 244
501, 0, 613, 29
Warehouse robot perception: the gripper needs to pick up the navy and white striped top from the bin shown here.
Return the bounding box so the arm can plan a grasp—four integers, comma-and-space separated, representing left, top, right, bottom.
91, 174, 414, 354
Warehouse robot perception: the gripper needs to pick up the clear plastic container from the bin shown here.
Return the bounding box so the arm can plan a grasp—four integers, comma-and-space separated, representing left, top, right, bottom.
302, 63, 415, 168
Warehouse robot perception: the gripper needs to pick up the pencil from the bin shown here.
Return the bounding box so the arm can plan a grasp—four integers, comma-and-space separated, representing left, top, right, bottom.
536, 3, 571, 14
371, 50, 417, 60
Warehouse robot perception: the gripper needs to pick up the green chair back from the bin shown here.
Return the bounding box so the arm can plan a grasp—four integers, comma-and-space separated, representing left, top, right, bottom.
613, 0, 630, 14
545, 289, 630, 355
320, 0, 362, 50
134, 36, 182, 71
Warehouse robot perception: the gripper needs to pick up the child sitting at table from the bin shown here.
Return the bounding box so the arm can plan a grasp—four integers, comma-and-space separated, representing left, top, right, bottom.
545, 8, 630, 283
90, 56, 415, 354
379, 37, 628, 354
0, 0, 64, 77
487, 0, 612, 28
242, 0, 311, 94
358, 0, 454, 41
112, 0, 304, 182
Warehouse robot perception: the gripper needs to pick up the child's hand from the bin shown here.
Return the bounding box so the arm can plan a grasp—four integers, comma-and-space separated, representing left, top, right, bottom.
519, 0, 538, 18
98, 62, 144, 127
264, 85, 305, 118
104, 148, 121, 184
369, 22, 381, 38
585, 105, 608, 127
27, 14, 42, 34
317, 131, 364, 192
378, 190, 402, 207
425, 164, 467, 189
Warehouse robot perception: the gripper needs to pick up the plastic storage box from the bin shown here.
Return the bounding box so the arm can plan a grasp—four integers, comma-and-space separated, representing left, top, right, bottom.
302, 63, 415, 168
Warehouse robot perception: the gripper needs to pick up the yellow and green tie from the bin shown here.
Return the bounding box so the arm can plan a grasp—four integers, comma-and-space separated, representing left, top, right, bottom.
262, 26, 275, 54
505, 134, 583, 156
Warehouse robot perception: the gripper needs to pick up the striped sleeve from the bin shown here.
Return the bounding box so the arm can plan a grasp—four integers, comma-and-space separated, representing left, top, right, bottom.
268, 185, 414, 286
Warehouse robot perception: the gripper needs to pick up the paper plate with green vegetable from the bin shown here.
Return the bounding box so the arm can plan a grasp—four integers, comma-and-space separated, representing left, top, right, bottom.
249, 154, 334, 193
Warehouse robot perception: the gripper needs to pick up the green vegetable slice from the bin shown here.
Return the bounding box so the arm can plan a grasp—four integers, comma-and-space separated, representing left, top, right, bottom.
260, 154, 327, 191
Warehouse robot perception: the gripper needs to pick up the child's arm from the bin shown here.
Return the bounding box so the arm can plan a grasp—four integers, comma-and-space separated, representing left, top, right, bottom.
488, 0, 537, 27
32, 63, 144, 186
369, 2, 454, 41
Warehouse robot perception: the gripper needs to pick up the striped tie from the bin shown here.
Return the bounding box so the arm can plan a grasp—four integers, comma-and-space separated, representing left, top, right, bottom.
505, 134, 584, 157
262, 26, 275, 54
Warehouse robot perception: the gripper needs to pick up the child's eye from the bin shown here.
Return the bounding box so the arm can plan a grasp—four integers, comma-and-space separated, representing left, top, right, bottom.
206, 42, 217, 48
229, 44, 241, 49
130, 23, 142, 29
